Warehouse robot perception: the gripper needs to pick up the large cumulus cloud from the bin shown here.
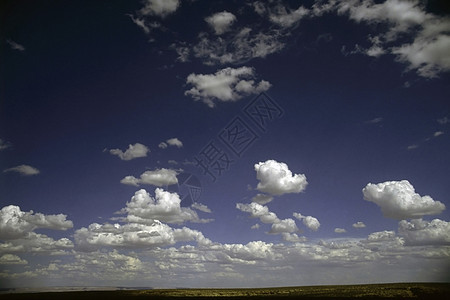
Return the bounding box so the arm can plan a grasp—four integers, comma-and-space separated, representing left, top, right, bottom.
362, 180, 445, 220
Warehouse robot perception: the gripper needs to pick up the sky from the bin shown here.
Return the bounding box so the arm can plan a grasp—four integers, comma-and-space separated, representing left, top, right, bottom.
1, 0, 450, 289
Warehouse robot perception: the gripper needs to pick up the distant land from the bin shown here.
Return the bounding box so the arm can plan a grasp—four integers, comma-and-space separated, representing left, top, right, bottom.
1, 282, 449, 299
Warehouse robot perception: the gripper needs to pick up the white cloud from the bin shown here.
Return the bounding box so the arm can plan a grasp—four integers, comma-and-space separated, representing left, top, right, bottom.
334, 228, 346, 233
74, 221, 208, 251
0, 205, 73, 240
251, 224, 260, 230
123, 188, 208, 224
293, 213, 320, 231
166, 138, 183, 148
3, 165, 40, 176
352, 221, 366, 228
362, 180, 445, 220
366, 230, 396, 242
0, 254, 27, 265
335, 0, 450, 78
108, 143, 149, 161
139, 0, 180, 18
0, 139, 12, 151
236, 202, 279, 225
191, 202, 211, 213
185, 67, 271, 107
192, 28, 285, 65
121, 168, 178, 187
205, 11, 237, 35
281, 232, 306, 242
268, 4, 309, 28
398, 218, 450, 246
433, 131, 444, 137
254, 160, 307, 196
269, 218, 298, 234
7, 39, 25, 51
251, 194, 273, 205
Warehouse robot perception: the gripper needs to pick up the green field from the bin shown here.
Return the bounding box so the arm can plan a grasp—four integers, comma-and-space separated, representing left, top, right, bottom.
2, 282, 449, 299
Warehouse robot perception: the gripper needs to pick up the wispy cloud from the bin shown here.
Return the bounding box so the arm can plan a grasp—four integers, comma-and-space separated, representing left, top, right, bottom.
0, 138, 12, 151
6, 39, 25, 51
3, 165, 40, 176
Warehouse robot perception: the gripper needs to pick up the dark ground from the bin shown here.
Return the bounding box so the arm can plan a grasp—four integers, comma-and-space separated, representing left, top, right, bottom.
1, 282, 449, 299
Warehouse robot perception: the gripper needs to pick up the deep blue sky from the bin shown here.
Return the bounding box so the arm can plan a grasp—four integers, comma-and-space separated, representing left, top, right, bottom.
1, 0, 450, 289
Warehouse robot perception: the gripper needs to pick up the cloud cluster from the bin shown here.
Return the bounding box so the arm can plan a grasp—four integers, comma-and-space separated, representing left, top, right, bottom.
398, 218, 450, 246
0, 205, 73, 240
74, 221, 209, 252
363, 180, 445, 219
185, 67, 271, 107
121, 168, 178, 187
254, 160, 307, 196
0, 205, 74, 256
121, 188, 208, 224
334, 0, 450, 78
108, 143, 150, 161
3, 165, 40, 176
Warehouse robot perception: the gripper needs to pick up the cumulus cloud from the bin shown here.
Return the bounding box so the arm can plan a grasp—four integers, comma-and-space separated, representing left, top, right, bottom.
139, 0, 180, 18
362, 180, 445, 220
293, 213, 320, 231
108, 143, 149, 160
334, 228, 346, 233
3, 165, 40, 176
251, 194, 273, 205
398, 218, 450, 246
205, 11, 237, 35
236, 202, 279, 225
0, 254, 27, 265
121, 168, 178, 187
166, 138, 183, 148
0, 205, 73, 240
74, 221, 209, 251
254, 160, 307, 196
352, 221, 366, 228
7, 39, 25, 51
0, 139, 12, 151
122, 188, 208, 224
185, 67, 271, 107
269, 218, 298, 234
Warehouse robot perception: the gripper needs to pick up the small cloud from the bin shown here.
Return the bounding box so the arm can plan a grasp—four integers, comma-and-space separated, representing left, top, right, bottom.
251, 223, 260, 230
433, 131, 444, 137
254, 160, 307, 196
185, 67, 271, 107
251, 194, 273, 205
120, 168, 178, 187
108, 143, 150, 160
352, 221, 366, 228
159, 138, 183, 149
191, 202, 212, 213
0, 138, 12, 151
205, 11, 237, 35
7, 39, 25, 51
139, 0, 180, 18
437, 117, 449, 125
334, 228, 346, 233
293, 213, 320, 231
407, 144, 419, 150
365, 117, 383, 124
3, 165, 40, 176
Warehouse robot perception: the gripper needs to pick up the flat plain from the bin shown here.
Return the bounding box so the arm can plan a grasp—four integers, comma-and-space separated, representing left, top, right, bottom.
1, 282, 449, 299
